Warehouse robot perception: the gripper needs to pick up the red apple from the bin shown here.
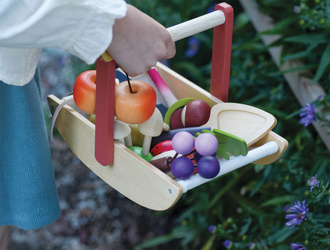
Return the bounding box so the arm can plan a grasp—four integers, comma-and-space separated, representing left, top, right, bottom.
73, 70, 96, 114
115, 80, 157, 124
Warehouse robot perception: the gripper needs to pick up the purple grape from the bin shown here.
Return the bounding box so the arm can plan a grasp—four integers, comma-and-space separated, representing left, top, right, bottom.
172, 131, 195, 155
171, 157, 194, 180
195, 133, 218, 156
194, 151, 216, 163
197, 156, 220, 179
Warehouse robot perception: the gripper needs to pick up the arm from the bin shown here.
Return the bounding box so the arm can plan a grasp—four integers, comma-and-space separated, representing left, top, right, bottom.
0, 0, 127, 64
0, 0, 175, 85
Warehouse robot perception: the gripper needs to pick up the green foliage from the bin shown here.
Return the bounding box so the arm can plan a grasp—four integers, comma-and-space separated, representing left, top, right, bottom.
123, 1, 330, 249
256, 0, 330, 118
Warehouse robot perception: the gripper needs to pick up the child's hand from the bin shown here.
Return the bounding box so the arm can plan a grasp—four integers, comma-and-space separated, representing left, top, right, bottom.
107, 5, 176, 76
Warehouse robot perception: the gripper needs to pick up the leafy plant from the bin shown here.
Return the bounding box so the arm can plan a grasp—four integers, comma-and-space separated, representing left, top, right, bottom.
255, 0, 330, 138
126, 1, 330, 249
256, 0, 330, 85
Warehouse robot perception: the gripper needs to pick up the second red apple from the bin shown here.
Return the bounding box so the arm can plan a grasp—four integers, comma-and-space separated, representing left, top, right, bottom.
115, 80, 157, 124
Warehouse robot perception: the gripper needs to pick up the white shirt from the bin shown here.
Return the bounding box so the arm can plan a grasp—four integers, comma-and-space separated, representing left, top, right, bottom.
0, 0, 127, 86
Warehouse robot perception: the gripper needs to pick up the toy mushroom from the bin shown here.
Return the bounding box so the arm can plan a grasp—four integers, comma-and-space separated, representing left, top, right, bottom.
114, 120, 132, 147
138, 108, 164, 156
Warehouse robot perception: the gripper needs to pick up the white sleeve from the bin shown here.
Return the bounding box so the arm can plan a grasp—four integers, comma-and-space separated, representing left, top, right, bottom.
0, 0, 127, 64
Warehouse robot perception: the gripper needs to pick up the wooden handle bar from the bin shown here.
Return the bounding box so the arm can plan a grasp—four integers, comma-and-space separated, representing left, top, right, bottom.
101, 10, 225, 61
167, 10, 225, 41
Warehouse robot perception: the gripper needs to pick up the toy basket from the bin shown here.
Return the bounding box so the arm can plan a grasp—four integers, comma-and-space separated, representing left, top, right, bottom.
47, 3, 288, 211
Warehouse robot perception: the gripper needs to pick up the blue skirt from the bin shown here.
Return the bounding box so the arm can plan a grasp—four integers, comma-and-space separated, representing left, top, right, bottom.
0, 69, 60, 230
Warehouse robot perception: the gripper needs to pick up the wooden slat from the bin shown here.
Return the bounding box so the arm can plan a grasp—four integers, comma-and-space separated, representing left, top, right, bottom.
155, 62, 223, 106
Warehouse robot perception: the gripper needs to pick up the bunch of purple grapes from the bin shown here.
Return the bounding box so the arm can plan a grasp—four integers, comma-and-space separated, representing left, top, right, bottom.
170, 131, 220, 180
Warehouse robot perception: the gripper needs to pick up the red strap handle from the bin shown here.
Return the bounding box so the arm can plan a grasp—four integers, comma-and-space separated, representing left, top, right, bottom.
211, 3, 233, 102
95, 58, 116, 166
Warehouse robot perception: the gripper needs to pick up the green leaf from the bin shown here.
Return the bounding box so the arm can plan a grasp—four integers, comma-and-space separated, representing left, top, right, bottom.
314, 152, 330, 159
234, 12, 250, 29
316, 192, 324, 199
174, 61, 206, 84
286, 109, 302, 120
313, 43, 330, 83
232, 41, 266, 53
283, 33, 328, 44
136, 234, 179, 249
239, 218, 252, 235
259, 16, 298, 35
201, 234, 216, 250
267, 226, 297, 244
137, 226, 196, 249
209, 167, 251, 208
200, 129, 248, 160
282, 43, 318, 61
258, 0, 293, 8
227, 189, 269, 216
319, 235, 330, 242
260, 195, 295, 207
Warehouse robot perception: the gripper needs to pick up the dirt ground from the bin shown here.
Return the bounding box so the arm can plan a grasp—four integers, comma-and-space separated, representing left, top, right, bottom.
8, 137, 181, 250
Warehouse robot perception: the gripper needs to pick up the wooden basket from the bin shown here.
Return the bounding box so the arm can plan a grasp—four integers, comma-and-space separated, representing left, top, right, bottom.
47, 3, 288, 211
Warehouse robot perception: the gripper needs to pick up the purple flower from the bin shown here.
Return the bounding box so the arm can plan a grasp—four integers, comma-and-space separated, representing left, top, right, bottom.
207, 3, 217, 13
223, 240, 232, 249
185, 37, 200, 58
290, 242, 306, 250
299, 103, 317, 127
285, 200, 308, 229
284, 205, 291, 212
293, 6, 300, 14
248, 242, 255, 249
208, 225, 216, 233
307, 175, 319, 192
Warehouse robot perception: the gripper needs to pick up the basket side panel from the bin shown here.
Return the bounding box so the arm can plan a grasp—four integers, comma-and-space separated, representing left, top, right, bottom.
48, 95, 183, 211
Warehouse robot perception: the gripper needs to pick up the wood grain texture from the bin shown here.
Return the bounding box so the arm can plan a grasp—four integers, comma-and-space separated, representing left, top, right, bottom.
203, 103, 277, 146
251, 131, 288, 165
167, 10, 225, 41
48, 95, 183, 211
155, 62, 223, 106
